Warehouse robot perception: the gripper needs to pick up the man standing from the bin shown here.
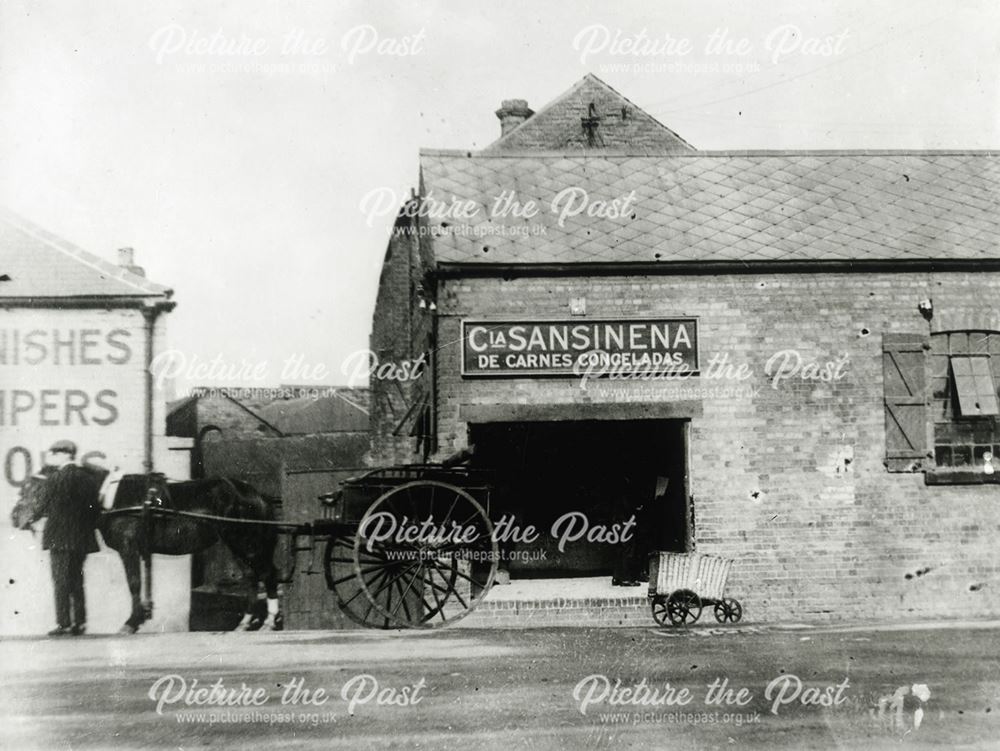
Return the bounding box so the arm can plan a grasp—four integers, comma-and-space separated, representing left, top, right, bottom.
41, 440, 101, 637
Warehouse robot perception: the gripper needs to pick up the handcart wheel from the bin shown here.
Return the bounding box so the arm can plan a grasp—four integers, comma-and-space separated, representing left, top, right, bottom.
353, 480, 498, 629
650, 596, 671, 627
713, 598, 743, 624
666, 589, 702, 626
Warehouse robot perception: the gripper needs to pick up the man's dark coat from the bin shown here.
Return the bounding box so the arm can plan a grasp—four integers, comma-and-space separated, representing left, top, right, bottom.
41, 465, 101, 554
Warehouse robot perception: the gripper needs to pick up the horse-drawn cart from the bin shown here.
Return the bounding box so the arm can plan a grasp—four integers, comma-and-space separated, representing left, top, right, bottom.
11, 461, 501, 633
302, 464, 499, 629
648, 551, 743, 627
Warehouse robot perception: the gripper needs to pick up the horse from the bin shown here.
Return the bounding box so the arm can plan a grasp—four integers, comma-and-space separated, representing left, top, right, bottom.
11, 467, 281, 634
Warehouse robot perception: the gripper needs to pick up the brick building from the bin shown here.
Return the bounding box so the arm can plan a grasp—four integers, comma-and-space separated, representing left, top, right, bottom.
369, 74, 1000, 622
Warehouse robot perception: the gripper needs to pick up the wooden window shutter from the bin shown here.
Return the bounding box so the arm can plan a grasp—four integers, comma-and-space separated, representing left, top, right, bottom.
883, 333, 930, 472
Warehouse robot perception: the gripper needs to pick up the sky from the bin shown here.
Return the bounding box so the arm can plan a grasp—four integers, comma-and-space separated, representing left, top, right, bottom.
1, 0, 998, 392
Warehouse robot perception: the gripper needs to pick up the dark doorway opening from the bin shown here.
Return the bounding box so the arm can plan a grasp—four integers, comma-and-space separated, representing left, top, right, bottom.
468, 419, 688, 579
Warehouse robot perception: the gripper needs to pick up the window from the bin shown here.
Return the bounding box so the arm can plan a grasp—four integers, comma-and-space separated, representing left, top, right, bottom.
929, 331, 1000, 473
883, 331, 1000, 482
950, 356, 999, 416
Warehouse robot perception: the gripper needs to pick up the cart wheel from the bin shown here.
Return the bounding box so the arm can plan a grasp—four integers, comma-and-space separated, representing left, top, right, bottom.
713, 598, 743, 624
666, 589, 702, 626
325, 534, 428, 628
353, 480, 498, 629
650, 597, 671, 627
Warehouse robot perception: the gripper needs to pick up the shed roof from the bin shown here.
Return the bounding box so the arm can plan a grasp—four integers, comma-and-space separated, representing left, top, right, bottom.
256, 388, 370, 434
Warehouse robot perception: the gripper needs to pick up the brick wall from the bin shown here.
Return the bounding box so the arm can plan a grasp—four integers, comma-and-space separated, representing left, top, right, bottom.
487, 75, 693, 152
413, 271, 1000, 623
369, 209, 435, 464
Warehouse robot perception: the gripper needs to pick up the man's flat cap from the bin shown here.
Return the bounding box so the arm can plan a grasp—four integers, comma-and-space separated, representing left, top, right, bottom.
48, 439, 78, 455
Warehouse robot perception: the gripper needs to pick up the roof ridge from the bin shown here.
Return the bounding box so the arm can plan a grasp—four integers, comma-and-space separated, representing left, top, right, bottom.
0, 206, 172, 297
331, 389, 371, 416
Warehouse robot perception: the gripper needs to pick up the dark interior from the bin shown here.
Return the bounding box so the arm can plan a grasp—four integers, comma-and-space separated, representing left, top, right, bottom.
469, 419, 688, 578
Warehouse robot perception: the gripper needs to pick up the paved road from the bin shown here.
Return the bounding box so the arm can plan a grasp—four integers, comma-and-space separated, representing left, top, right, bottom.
3, 622, 999, 750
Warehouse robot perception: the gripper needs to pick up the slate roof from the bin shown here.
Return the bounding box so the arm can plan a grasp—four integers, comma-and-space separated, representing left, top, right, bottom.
419, 150, 1000, 266
0, 207, 172, 299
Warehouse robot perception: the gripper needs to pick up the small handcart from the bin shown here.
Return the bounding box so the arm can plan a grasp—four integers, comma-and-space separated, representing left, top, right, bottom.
648, 551, 743, 627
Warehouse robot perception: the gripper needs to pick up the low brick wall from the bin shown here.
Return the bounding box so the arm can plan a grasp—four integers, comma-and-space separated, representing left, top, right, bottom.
462, 596, 652, 628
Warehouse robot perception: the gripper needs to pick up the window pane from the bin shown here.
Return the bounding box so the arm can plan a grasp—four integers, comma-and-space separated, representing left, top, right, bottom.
972, 420, 998, 443
974, 445, 995, 466
935, 445, 953, 466
970, 333, 990, 355
951, 356, 1000, 416
971, 357, 1000, 415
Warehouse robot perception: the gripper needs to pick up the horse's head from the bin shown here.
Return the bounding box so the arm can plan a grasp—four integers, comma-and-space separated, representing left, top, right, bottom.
10, 466, 56, 531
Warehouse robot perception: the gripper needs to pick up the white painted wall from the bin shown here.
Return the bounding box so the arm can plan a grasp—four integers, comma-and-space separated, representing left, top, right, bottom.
0, 307, 191, 635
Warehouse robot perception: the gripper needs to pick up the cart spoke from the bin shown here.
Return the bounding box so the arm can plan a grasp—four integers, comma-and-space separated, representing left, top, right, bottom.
390, 563, 423, 620
445, 564, 488, 590
333, 564, 384, 607
404, 483, 419, 525
419, 601, 438, 624
366, 561, 418, 601
392, 578, 413, 622
362, 597, 375, 623
340, 582, 371, 608
424, 569, 447, 620
450, 583, 469, 610
424, 559, 468, 610
384, 576, 393, 620
439, 492, 460, 528
431, 527, 493, 551
423, 565, 457, 597
330, 571, 363, 587
336, 564, 393, 585
337, 568, 388, 617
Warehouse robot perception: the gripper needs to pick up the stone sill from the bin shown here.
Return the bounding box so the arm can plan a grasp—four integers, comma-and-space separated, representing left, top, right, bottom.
924, 469, 1000, 486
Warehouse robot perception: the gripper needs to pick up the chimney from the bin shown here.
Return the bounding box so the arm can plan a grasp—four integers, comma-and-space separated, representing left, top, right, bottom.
495, 99, 534, 137
117, 247, 146, 277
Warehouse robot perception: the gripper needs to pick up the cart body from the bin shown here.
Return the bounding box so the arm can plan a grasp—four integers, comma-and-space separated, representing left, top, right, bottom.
328, 465, 493, 524
648, 551, 743, 627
